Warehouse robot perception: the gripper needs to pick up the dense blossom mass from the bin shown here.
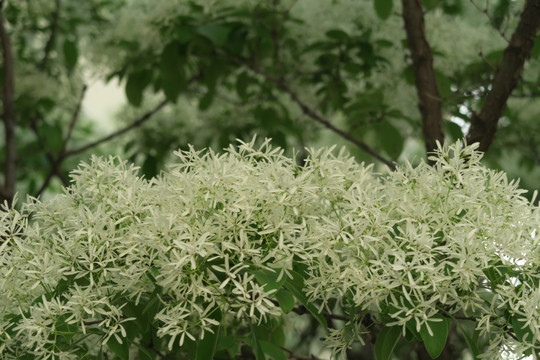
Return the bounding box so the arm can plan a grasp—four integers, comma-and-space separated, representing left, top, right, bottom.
0, 139, 538, 359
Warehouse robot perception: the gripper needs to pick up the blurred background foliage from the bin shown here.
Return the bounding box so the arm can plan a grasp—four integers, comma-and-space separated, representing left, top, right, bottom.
2, 0, 539, 200
0, 0, 539, 358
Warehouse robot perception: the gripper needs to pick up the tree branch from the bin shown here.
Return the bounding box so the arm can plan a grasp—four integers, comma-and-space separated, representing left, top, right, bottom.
33, 85, 87, 197
0, 4, 17, 206
466, 0, 540, 152
401, 0, 444, 158
219, 52, 396, 170
60, 84, 87, 156
64, 98, 169, 158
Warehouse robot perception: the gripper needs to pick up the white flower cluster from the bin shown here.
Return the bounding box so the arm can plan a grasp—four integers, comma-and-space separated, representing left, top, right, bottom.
0, 139, 538, 359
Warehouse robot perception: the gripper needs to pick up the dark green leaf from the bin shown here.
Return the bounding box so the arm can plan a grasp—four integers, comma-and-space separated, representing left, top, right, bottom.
375, 325, 401, 360
326, 29, 349, 40
197, 24, 231, 46
198, 90, 215, 111
253, 269, 286, 292
107, 334, 130, 360
455, 320, 480, 360
274, 289, 294, 314
532, 36, 540, 59
216, 335, 236, 351
160, 41, 186, 103
403, 65, 415, 84
511, 314, 535, 344
250, 323, 267, 360
419, 315, 450, 359
444, 121, 463, 141
378, 120, 404, 159
137, 346, 158, 360
125, 70, 152, 107
196, 307, 222, 360
259, 340, 287, 360
374, 0, 393, 20
435, 70, 452, 98
39, 122, 64, 155
63, 39, 78, 71
284, 270, 328, 332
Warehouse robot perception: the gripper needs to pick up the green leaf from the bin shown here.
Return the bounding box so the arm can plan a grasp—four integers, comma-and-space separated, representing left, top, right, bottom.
419, 315, 450, 359
435, 70, 452, 98
274, 289, 294, 314
374, 0, 393, 20
250, 323, 267, 360
375, 325, 401, 360
198, 90, 215, 111
160, 41, 186, 103
125, 70, 152, 107
107, 333, 130, 360
39, 122, 64, 155
284, 270, 328, 332
253, 268, 286, 292
531, 36, 540, 59
137, 346, 158, 360
196, 308, 222, 360
377, 120, 403, 159
444, 121, 464, 142
455, 320, 480, 360
196, 24, 231, 46
216, 335, 236, 351
63, 39, 78, 71
236, 71, 252, 100
259, 340, 287, 360
511, 314, 535, 345
326, 29, 349, 40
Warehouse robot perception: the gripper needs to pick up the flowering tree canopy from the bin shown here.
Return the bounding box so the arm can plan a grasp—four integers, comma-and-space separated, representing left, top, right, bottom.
0, 139, 538, 359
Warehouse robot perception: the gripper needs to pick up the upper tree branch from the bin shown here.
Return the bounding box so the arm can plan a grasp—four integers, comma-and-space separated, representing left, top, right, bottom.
218, 52, 396, 170
401, 0, 444, 158
0, 3, 17, 205
466, 0, 540, 152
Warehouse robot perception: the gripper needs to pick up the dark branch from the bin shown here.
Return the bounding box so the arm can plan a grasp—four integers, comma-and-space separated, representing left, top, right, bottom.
466, 0, 540, 151
33, 85, 87, 197
0, 6, 17, 206
219, 52, 396, 170
64, 98, 169, 158
401, 0, 444, 158
60, 84, 87, 156
64, 72, 202, 158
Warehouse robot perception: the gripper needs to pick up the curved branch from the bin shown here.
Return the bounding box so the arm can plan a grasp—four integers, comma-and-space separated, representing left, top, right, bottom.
466, 0, 540, 151
64, 98, 169, 158
218, 52, 396, 170
0, 4, 17, 205
401, 0, 444, 158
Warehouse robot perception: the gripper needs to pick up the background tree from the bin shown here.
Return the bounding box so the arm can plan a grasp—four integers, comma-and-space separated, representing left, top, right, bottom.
0, 0, 539, 358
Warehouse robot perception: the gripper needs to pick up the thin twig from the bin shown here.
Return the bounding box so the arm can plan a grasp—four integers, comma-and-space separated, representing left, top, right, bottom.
0, 4, 17, 205
64, 99, 169, 158
60, 84, 88, 156
469, 0, 510, 42
65, 72, 202, 158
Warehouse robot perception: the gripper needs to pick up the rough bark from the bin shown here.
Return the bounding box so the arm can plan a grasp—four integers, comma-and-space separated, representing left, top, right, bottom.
401, 0, 444, 158
0, 3, 17, 206
466, 0, 540, 151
